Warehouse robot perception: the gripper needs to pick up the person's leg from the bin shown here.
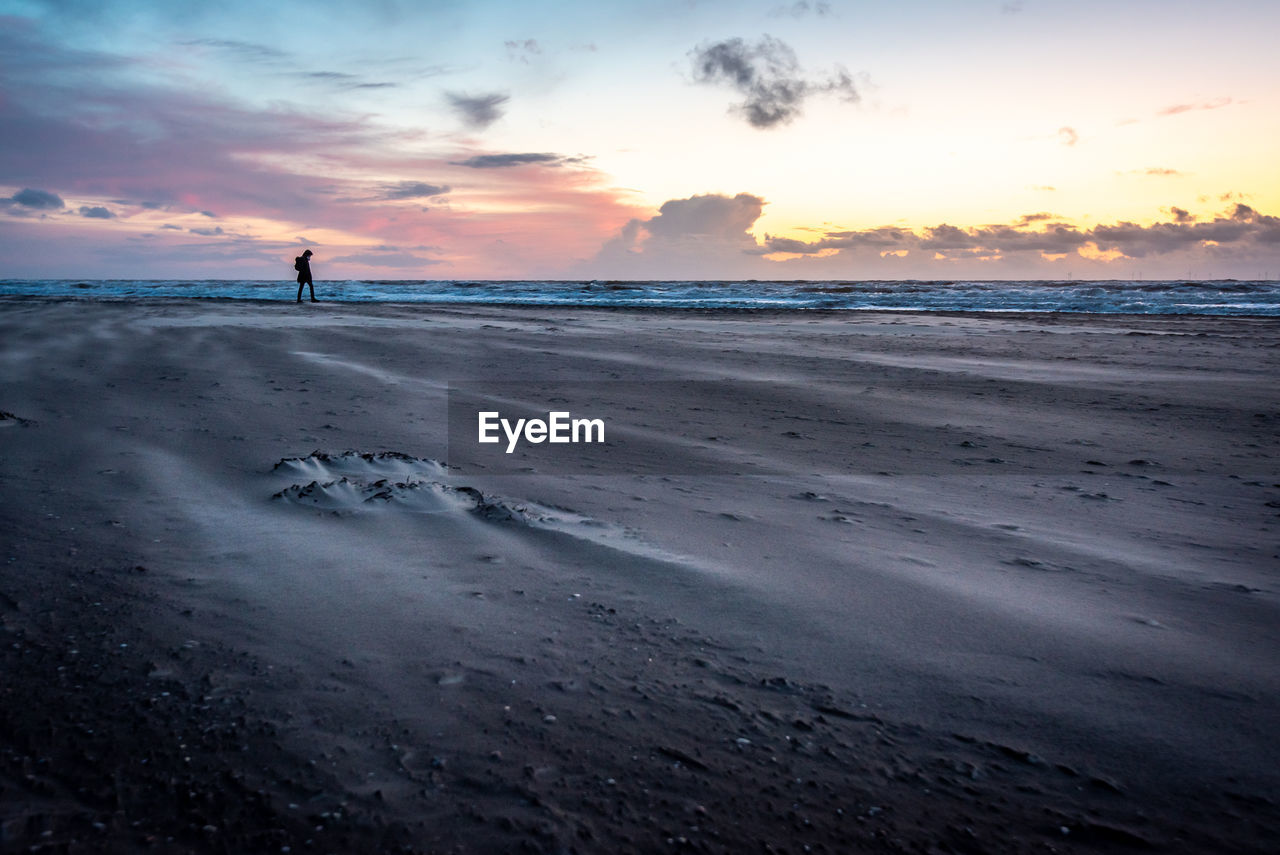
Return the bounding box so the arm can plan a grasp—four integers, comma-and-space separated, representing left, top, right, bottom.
308, 280, 316, 302
296, 281, 304, 302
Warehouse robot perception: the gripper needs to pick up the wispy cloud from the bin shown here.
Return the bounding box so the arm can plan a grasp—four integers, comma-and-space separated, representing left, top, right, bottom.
504, 39, 541, 63
379, 181, 451, 200
1057, 126, 1079, 146
180, 38, 289, 64
768, 1, 832, 18
296, 70, 398, 90
328, 251, 443, 268
452, 153, 586, 169
1158, 96, 1234, 117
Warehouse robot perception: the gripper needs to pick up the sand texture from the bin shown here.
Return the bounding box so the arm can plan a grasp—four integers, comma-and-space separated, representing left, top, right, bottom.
1, 300, 1278, 853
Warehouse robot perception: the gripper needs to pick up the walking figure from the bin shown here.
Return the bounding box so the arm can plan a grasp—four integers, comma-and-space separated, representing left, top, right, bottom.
295, 249, 316, 302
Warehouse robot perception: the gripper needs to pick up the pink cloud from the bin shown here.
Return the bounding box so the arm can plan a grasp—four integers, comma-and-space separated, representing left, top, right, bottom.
0, 25, 647, 278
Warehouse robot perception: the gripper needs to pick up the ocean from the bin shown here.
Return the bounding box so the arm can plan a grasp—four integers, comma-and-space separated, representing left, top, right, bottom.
2, 278, 1279, 315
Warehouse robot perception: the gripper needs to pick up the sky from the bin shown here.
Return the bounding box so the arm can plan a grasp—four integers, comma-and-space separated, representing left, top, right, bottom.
1, 0, 1278, 281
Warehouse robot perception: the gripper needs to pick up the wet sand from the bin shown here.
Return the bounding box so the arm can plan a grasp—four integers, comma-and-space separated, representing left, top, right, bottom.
1, 299, 1278, 853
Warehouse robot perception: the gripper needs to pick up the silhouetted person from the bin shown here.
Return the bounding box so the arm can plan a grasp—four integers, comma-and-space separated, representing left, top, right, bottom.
295, 249, 316, 302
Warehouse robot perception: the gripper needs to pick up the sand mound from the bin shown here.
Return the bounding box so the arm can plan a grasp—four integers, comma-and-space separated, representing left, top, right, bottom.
270, 450, 547, 524
272, 476, 477, 513
272, 449, 446, 481
269, 451, 672, 561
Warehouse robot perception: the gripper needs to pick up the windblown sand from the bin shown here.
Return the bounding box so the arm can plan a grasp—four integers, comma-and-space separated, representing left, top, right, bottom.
1, 300, 1277, 853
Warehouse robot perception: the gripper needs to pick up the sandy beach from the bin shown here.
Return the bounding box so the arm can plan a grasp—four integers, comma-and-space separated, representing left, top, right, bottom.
1, 299, 1277, 854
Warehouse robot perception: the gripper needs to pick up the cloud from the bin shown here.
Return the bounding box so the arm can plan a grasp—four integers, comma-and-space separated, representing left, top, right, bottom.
1231, 203, 1258, 222
753, 204, 1280, 263
297, 70, 397, 90
1143, 167, 1182, 176
641, 193, 765, 238
446, 91, 509, 129
452, 152, 585, 169
180, 38, 288, 64
1158, 97, 1233, 117
1057, 126, 1078, 146
379, 181, 450, 200
1016, 212, 1056, 226
587, 192, 769, 278
78, 205, 114, 219
768, 1, 832, 17
189, 226, 224, 236
328, 251, 443, 268
4, 188, 65, 209
0, 25, 645, 279
1001, 1, 1025, 14
689, 36, 859, 129
182, 40, 403, 90
504, 39, 541, 63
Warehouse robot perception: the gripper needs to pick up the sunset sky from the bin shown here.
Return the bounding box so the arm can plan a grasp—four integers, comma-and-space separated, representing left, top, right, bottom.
2, 0, 1278, 280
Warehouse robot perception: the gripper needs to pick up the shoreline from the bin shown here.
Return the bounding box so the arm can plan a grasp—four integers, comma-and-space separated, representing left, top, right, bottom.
2, 300, 1277, 852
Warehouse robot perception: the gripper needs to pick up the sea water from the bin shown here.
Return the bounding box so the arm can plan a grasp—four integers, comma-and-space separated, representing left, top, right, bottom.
2, 278, 1278, 315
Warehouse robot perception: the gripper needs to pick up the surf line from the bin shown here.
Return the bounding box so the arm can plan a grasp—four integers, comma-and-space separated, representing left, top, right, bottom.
478, 411, 605, 454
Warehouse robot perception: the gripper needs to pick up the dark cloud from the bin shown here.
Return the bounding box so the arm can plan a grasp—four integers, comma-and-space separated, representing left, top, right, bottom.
189, 226, 224, 236
200, 211, 218, 218
1231, 203, 1258, 222
79, 205, 114, 219
756, 205, 1280, 262
1158, 97, 1233, 117
768, 1, 832, 17
1057, 126, 1078, 146
1001, 1, 1025, 14
446, 92, 509, 129
161, 224, 183, 229
380, 181, 450, 200
452, 152, 585, 169
689, 36, 859, 129
1016, 212, 1056, 226
756, 226, 907, 255
6, 188, 65, 209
